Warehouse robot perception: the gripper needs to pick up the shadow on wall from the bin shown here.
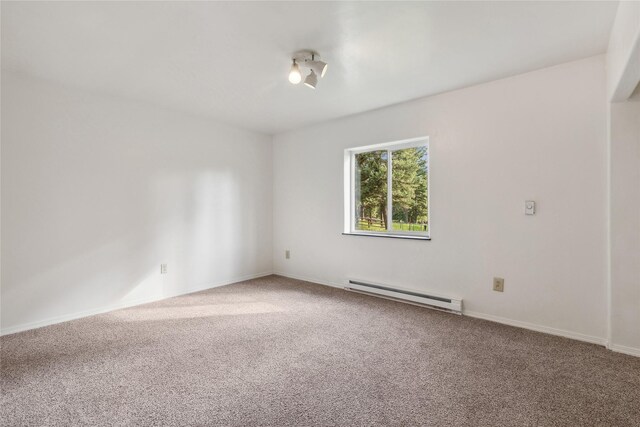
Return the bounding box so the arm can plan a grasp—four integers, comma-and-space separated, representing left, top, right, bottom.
1, 169, 255, 330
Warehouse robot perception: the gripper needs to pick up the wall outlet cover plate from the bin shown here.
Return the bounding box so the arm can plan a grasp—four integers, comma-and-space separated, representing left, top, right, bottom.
525, 200, 536, 215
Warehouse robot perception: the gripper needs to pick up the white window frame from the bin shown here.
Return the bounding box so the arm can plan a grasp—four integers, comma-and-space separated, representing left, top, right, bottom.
343, 136, 430, 240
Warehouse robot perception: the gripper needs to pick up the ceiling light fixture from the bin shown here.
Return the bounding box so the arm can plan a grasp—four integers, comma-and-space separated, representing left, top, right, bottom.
288, 50, 328, 89
304, 69, 318, 89
288, 59, 302, 84
307, 54, 328, 78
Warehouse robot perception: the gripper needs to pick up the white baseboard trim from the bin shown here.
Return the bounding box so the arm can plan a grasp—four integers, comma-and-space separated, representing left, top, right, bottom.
273, 271, 609, 348
9, 271, 632, 357
464, 310, 607, 347
0, 271, 273, 336
608, 343, 640, 357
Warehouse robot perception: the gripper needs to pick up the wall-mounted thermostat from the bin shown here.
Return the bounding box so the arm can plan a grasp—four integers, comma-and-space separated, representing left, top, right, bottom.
525, 201, 536, 215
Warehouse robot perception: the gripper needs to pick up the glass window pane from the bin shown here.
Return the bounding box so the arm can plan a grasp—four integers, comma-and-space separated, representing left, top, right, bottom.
391, 146, 429, 233
354, 150, 388, 231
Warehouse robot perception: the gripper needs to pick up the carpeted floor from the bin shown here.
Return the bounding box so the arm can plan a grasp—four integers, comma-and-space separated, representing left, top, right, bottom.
1, 275, 639, 426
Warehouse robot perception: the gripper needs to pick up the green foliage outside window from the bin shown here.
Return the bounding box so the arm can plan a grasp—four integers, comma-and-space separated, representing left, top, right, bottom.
355, 145, 428, 233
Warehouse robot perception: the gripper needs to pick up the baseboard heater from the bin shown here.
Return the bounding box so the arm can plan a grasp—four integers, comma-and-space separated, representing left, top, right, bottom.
345, 279, 462, 314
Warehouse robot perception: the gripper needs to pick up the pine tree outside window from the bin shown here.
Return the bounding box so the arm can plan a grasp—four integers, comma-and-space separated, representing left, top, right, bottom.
344, 137, 430, 239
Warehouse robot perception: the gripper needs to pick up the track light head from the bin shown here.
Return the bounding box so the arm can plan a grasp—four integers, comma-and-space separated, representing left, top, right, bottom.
308, 59, 328, 78
288, 60, 301, 84
304, 69, 318, 89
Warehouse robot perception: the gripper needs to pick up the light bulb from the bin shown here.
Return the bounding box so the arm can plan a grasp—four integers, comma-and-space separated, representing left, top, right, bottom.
288, 61, 301, 84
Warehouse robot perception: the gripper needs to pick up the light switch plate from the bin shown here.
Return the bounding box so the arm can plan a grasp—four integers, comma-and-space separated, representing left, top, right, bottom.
525, 200, 536, 215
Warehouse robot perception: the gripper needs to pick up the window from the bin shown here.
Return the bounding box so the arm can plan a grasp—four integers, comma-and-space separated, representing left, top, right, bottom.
344, 137, 430, 239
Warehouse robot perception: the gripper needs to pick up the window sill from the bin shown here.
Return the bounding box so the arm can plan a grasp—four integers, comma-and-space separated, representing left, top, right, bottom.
342, 232, 431, 241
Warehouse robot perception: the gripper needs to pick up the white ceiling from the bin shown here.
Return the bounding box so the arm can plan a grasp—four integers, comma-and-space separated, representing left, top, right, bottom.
1, 1, 619, 135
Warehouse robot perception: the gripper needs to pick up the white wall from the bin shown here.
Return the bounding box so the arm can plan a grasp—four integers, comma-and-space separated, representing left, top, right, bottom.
607, 1, 640, 101
1, 72, 273, 334
606, 2, 640, 356
273, 55, 608, 344
609, 88, 640, 355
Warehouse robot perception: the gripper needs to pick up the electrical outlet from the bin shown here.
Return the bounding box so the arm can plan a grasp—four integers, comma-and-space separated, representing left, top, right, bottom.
525, 200, 536, 215
160, 263, 167, 274
493, 277, 504, 292
285, 250, 290, 260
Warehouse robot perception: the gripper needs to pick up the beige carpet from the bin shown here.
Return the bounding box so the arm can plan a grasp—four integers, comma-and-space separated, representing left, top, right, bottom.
1, 275, 639, 426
